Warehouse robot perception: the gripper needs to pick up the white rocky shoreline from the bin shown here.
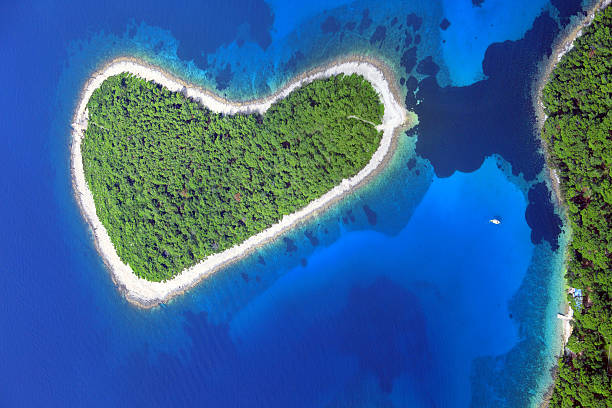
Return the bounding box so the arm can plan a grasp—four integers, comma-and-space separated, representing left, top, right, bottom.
71, 56, 411, 308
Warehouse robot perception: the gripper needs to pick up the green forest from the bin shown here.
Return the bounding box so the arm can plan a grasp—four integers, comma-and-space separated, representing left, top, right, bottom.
542, 6, 611, 407
82, 72, 384, 281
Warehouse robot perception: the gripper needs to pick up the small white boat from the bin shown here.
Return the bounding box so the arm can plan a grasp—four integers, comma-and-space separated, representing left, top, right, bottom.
489, 218, 501, 225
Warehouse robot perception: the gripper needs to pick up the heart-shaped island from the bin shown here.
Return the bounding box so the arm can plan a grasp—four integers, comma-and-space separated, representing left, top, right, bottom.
72, 57, 411, 307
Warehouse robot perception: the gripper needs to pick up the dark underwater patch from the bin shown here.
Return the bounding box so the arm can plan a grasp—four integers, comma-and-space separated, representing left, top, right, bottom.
406, 13, 422, 31
215, 63, 234, 90
413, 12, 562, 248
414, 12, 558, 179
406, 158, 417, 170
283, 50, 305, 72
283, 238, 297, 253
400, 47, 417, 73
405, 92, 417, 110
362, 205, 377, 226
153, 41, 164, 53
406, 76, 418, 92
416, 56, 439, 76
404, 31, 413, 48
304, 230, 320, 247
36, 0, 273, 71
347, 209, 356, 223
370, 25, 387, 44
439, 18, 451, 30
332, 277, 430, 393
551, 0, 584, 25
321, 16, 341, 34
135, 0, 273, 68
358, 9, 373, 34
525, 183, 562, 249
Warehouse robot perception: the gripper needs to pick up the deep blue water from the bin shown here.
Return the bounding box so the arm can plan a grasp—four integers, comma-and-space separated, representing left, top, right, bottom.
1, 0, 583, 406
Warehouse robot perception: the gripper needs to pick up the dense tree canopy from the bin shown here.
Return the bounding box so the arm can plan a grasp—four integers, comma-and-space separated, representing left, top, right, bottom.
543, 6, 612, 407
82, 72, 384, 281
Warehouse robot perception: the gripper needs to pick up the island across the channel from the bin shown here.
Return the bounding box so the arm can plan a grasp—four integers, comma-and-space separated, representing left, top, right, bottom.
537, 2, 612, 405
71, 56, 413, 308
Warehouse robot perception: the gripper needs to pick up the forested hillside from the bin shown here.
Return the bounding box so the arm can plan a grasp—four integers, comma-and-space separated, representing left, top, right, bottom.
82, 73, 384, 281
542, 6, 611, 406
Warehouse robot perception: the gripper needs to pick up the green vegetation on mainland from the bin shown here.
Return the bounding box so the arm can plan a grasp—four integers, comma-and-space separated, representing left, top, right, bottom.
82, 72, 384, 281
542, 6, 612, 407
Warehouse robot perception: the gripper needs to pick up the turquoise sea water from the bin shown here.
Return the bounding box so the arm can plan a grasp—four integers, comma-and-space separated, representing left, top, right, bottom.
1, 0, 581, 406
